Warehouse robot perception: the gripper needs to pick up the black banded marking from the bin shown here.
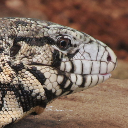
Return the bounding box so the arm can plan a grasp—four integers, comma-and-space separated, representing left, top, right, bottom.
90, 62, 93, 74
43, 88, 56, 102
80, 76, 85, 88
0, 47, 4, 53
63, 82, 73, 91
52, 49, 62, 67
70, 61, 74, 73
89, 76, 93, 87
58, 74, 68, 88
0, 83, 20, 111
27, 67, 46, 85
10, 43, 21, 57
0, 88, 7, 111
81, 60, 83, 74
18, 84, 33, 112
18, 84, 47, 112
0, 67, 3, 72
14, 20, 31, 26
11, 63, 25, 73
9, 36, 55, 47
58, 75, 73, 95
96, 75, 99, 85
96, 42, 100, 61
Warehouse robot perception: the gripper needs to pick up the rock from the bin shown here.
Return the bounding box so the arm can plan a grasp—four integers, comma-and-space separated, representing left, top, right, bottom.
6, 78, 128, 128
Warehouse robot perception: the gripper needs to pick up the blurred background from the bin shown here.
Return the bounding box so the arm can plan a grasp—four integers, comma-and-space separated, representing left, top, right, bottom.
1, 0, 128, 79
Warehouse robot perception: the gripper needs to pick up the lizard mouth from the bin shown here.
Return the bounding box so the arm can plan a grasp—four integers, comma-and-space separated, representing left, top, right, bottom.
61, 71, 112, 93
58, 59, 116, 90
29, 62, 112, 90
60, 59, 116, 75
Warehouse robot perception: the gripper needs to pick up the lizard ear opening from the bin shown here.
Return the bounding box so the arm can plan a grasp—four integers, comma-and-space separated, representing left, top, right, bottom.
10, 43, 21, 57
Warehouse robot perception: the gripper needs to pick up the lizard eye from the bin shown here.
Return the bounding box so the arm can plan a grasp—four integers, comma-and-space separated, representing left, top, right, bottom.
57, 37, 71, 50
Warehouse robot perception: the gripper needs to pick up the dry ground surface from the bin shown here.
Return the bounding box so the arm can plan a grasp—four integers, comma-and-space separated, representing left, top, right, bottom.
5, 78, 128, 128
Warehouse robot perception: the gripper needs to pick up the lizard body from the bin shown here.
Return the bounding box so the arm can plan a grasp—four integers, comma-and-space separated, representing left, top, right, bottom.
0, 17, 117, 127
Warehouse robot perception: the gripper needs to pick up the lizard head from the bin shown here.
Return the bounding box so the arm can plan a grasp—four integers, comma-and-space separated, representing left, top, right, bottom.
44, 24, 117, 93
10, 19, 117, 100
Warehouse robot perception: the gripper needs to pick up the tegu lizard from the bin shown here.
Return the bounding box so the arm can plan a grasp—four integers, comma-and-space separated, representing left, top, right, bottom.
0, 17, 117, 127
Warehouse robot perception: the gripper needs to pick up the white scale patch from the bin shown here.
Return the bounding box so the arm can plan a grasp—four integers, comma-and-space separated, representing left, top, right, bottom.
65, 61, 72, 72
82, 60, 92, 74
91, 61, 100, 74
107, 62, 115, 73
64, 80, 71, 88
76, 75, 83, 85
73, 60, 82, 74
83, 43, 98, 60
57, 75, 64, 84
100, 62, 107, 74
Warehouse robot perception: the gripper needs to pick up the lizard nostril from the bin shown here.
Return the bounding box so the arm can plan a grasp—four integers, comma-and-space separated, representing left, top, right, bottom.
107, 54, 111, 61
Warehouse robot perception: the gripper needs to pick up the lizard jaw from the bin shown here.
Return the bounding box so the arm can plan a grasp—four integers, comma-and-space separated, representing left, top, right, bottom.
67, 73, 112, 93
64, 71, 111, 92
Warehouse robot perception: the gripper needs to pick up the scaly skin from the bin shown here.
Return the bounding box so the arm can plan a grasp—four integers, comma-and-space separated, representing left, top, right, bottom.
0, 17, 117, 127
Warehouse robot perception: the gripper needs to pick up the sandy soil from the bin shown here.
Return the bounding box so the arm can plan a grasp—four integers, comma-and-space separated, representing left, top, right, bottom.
5, 78, 128, 128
